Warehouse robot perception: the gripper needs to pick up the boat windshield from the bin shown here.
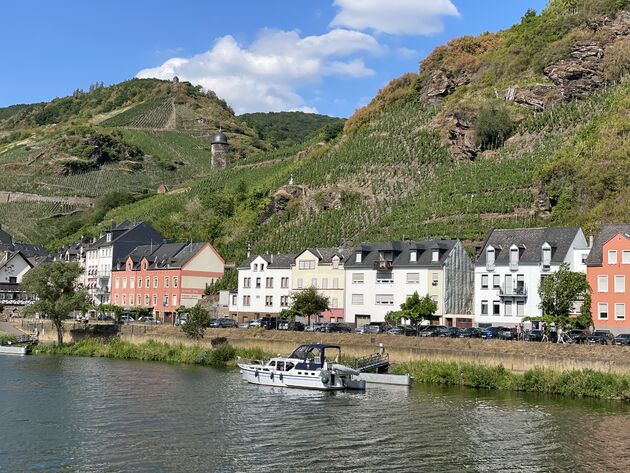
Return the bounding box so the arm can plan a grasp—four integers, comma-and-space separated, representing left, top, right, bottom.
289, 345, 341, 364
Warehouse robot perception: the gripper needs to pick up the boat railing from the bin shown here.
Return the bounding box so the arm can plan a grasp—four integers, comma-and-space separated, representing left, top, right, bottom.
353, 352, 390, 373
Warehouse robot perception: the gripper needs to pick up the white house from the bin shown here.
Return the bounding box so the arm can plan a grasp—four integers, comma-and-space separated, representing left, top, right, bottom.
344, 240, 474, 327
474, 227, 589, 327
232, 253, 295, 323
0, 251, 34, 307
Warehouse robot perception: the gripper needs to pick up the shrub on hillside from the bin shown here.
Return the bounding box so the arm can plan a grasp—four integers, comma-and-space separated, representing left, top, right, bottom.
603, 39, 630, 83
474, 105, 514, 150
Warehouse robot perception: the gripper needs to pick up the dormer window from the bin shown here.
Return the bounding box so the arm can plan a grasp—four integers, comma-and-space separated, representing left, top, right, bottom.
542, 243, 552, 270
486, 246, 495, 271
355, 252, 362, 263
410, 250, 417, 263
509, 245, 519, 271
106, 232, 112, 242
431, 250, 439, 263
253, 263, 258, 272
332, 255, 340, 269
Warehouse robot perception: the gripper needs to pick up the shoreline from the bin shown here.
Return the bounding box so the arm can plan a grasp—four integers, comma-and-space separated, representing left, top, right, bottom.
33, 337, 630, 401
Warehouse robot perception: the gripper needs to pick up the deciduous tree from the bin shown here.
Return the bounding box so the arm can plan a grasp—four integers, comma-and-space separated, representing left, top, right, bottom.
180, 306, 210, 340
399, 292, 438, 328
538, 263, 591, 329
290, 287, 329, 325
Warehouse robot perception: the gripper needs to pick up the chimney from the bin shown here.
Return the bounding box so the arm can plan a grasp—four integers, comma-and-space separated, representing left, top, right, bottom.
589, 235, 593, 248
246, 242, 251, 258
271, 254, 274, 264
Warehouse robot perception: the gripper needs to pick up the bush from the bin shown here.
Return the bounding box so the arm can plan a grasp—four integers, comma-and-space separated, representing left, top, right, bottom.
475, 105, 514, 150
211, 337, 228, 348
603, 39, 630, 83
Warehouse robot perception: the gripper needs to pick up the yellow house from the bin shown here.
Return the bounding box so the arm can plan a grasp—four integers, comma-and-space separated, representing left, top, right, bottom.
291, 248, 351, 322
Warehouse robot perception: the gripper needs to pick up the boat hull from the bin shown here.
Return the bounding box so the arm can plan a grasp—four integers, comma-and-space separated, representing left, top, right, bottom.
238, 364, 361, 391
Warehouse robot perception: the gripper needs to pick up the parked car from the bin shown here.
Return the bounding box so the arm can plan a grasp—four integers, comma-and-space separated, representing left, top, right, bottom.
304, 323, 325, 332
481, 327, 506, 340
587, 330, 615, 345
459, 327, 481, 338
355, 324, 381, 334
439, 327, 461, 338
497, 327, 515, 340
565, 329, 589, 344
324, 323, 352, 333
210, 318, 238, 328
419, 325, 447, 337
260, 317, 279, 330
120, 315, 135, 324
96, 314, 113, 321
277, 319, 305, 331
140, 316, 157, 325
614, 333, 630, 346
525, 329, 544, 342
387, 326, 417, 336
247, 318, 262, 328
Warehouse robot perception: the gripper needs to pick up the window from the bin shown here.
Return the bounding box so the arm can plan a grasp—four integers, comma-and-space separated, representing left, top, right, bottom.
431, 250, 439, 262
517, 301, 525, 317
481, 274, 488, 289
352, 294, 364, 305
265, 296, 273, 307
122, 295, 126, 305
481, 300, 488, 315
598, 303, 608, 320
493, 274, 501, 289
407, 272, 420, 284
376, 272, 394, 283
352, 273, 364, 284
266, 277, 273, 288
146, 277, 150, 288
163, 295, 169, 307
505, 300, 512, 316
608, 250, 618, 265
298, 260, 316, 270
355, 252, 362, 263
130, 278, 134, 289
129, 294, 134, 305
332, 256, 340, 269
509, 245, 519, 270
311, 278, 317, 288
165, 277, 170, 288
333, 278, 339, 289
253, 264, 258, 271
153, 277, 158, 288
322, 278, 328, 289
145, 294, 150, 305
281, 277, 289, 288
375, 294, 394, 305
598, 275, 609, 292
542, 243, 551, 269
615, 275, 625, 293
173, 277, 178, 288
152, 294, 157, 305
280, 296, 289, 307
297, 278, 303, 289
332, 298, 338, 308
243, 277, 251, 288
243, 295, 251, 307
486, 247, 495, 270
623, 251, 630, 264
410, 251, 417, 262
432, 273, 439, 287
122, 278, 127, 289
137, 295, 141, 305
115, 278, 120, 289
255, 278, 261, 289
114, 295, 119, 304
172, 295, 177, 307
493, 301, 500, 315
615, 303, 625, 320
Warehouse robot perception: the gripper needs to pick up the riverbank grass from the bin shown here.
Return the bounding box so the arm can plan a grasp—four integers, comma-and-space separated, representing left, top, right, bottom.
34, 338, 270, 369
395, 360, 630, 401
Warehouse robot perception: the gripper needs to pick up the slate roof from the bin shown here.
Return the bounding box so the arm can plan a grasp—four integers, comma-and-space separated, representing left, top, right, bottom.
297, 247, 353, 264
238, 253, 297, 269
477, 227, 582, 266
585, 224, 630, 266
344, 240, 458, 269
88, 221, 162, 250
0, 227, 13, 246
115, 242, 207, 270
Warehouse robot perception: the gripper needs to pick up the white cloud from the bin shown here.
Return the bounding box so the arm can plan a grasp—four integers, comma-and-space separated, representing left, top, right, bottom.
331, 0, 459, 35
396, 47, 417, 59
136, 29, 380, 114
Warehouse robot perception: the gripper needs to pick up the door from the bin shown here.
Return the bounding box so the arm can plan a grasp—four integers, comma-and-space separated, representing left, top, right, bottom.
356, 315, 370, 326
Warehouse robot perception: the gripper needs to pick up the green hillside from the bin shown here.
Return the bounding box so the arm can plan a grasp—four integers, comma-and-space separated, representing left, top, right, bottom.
3, 0, 630, 263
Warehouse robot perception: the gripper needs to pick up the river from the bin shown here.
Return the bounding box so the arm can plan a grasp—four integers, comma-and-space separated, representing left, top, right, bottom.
1, 355, 629, 473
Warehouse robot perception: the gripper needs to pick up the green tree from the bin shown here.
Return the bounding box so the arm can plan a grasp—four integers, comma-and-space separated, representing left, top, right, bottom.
21, 262, 89, 345
385, 310, 403, 326
475, 104, 514, 150
538, 263, 591, 329
399, 292, 439, 327
575, 292, 593, 330
290, 287, 329, 325
180, 306, 210, 340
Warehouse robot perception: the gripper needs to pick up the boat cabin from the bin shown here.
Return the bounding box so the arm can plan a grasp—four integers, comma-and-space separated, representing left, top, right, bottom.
288, 344, 341, 368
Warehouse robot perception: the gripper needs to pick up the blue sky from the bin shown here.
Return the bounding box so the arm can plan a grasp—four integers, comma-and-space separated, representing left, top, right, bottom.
0, 0, 548, 117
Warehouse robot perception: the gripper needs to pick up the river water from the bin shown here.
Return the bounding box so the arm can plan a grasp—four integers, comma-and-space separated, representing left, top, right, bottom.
1, 355, 629, 473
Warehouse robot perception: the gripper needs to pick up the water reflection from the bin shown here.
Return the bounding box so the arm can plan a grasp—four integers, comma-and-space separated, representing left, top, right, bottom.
0, 356, 629, 473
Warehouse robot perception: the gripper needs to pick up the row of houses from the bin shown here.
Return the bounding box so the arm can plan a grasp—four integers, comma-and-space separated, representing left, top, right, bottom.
227, 225, 630, 334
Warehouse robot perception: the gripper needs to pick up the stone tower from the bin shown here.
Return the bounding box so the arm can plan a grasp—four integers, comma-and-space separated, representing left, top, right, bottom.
211, 130, 229, 170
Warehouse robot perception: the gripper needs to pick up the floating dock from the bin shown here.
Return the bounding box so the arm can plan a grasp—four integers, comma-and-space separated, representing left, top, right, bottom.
0, 346, 29, 355
359, 372, 413, 386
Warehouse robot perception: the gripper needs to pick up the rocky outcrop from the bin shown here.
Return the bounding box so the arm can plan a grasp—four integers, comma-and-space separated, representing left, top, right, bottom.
427, 110, 477, 160
504, 85, 562, 111
257, 185, 307, 223
423, 70, 471, 102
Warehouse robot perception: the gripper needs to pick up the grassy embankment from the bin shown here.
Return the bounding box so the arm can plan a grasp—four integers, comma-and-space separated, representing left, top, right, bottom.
34, 338, 630, 400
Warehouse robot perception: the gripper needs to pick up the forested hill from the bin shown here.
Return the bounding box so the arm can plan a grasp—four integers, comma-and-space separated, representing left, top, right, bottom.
3, 0, 630, 265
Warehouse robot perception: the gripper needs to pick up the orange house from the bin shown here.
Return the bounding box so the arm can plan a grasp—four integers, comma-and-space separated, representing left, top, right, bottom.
586, 225, 630, 334
111, 242, 224, 323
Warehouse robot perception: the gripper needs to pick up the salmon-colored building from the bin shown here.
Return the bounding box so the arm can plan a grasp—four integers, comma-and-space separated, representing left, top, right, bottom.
586, 225, 630, 334
111, 242, 224, 323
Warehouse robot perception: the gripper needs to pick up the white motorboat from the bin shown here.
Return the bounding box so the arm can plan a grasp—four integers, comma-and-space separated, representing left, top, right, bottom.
238, 343, 366, 391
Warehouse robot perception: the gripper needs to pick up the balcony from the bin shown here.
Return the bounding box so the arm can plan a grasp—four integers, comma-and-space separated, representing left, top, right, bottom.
373, 260, 393, 271
498, 283, 527, 298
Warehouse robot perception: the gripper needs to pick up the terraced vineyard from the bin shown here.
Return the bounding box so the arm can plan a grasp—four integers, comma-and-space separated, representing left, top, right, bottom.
101, 98, 175, 129
0, 200, 79, 242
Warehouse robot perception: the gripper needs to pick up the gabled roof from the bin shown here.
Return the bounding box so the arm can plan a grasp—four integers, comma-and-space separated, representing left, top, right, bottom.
238, 253, 297, 269
477, 227, 582, 266
0, 251, 34, 271
345, 240, 459, 268
88, 221, 162, 250
296, 247, 352, 264
117, 242, 209, 270
585, 224, 630, 266
0, 227, 13, 246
